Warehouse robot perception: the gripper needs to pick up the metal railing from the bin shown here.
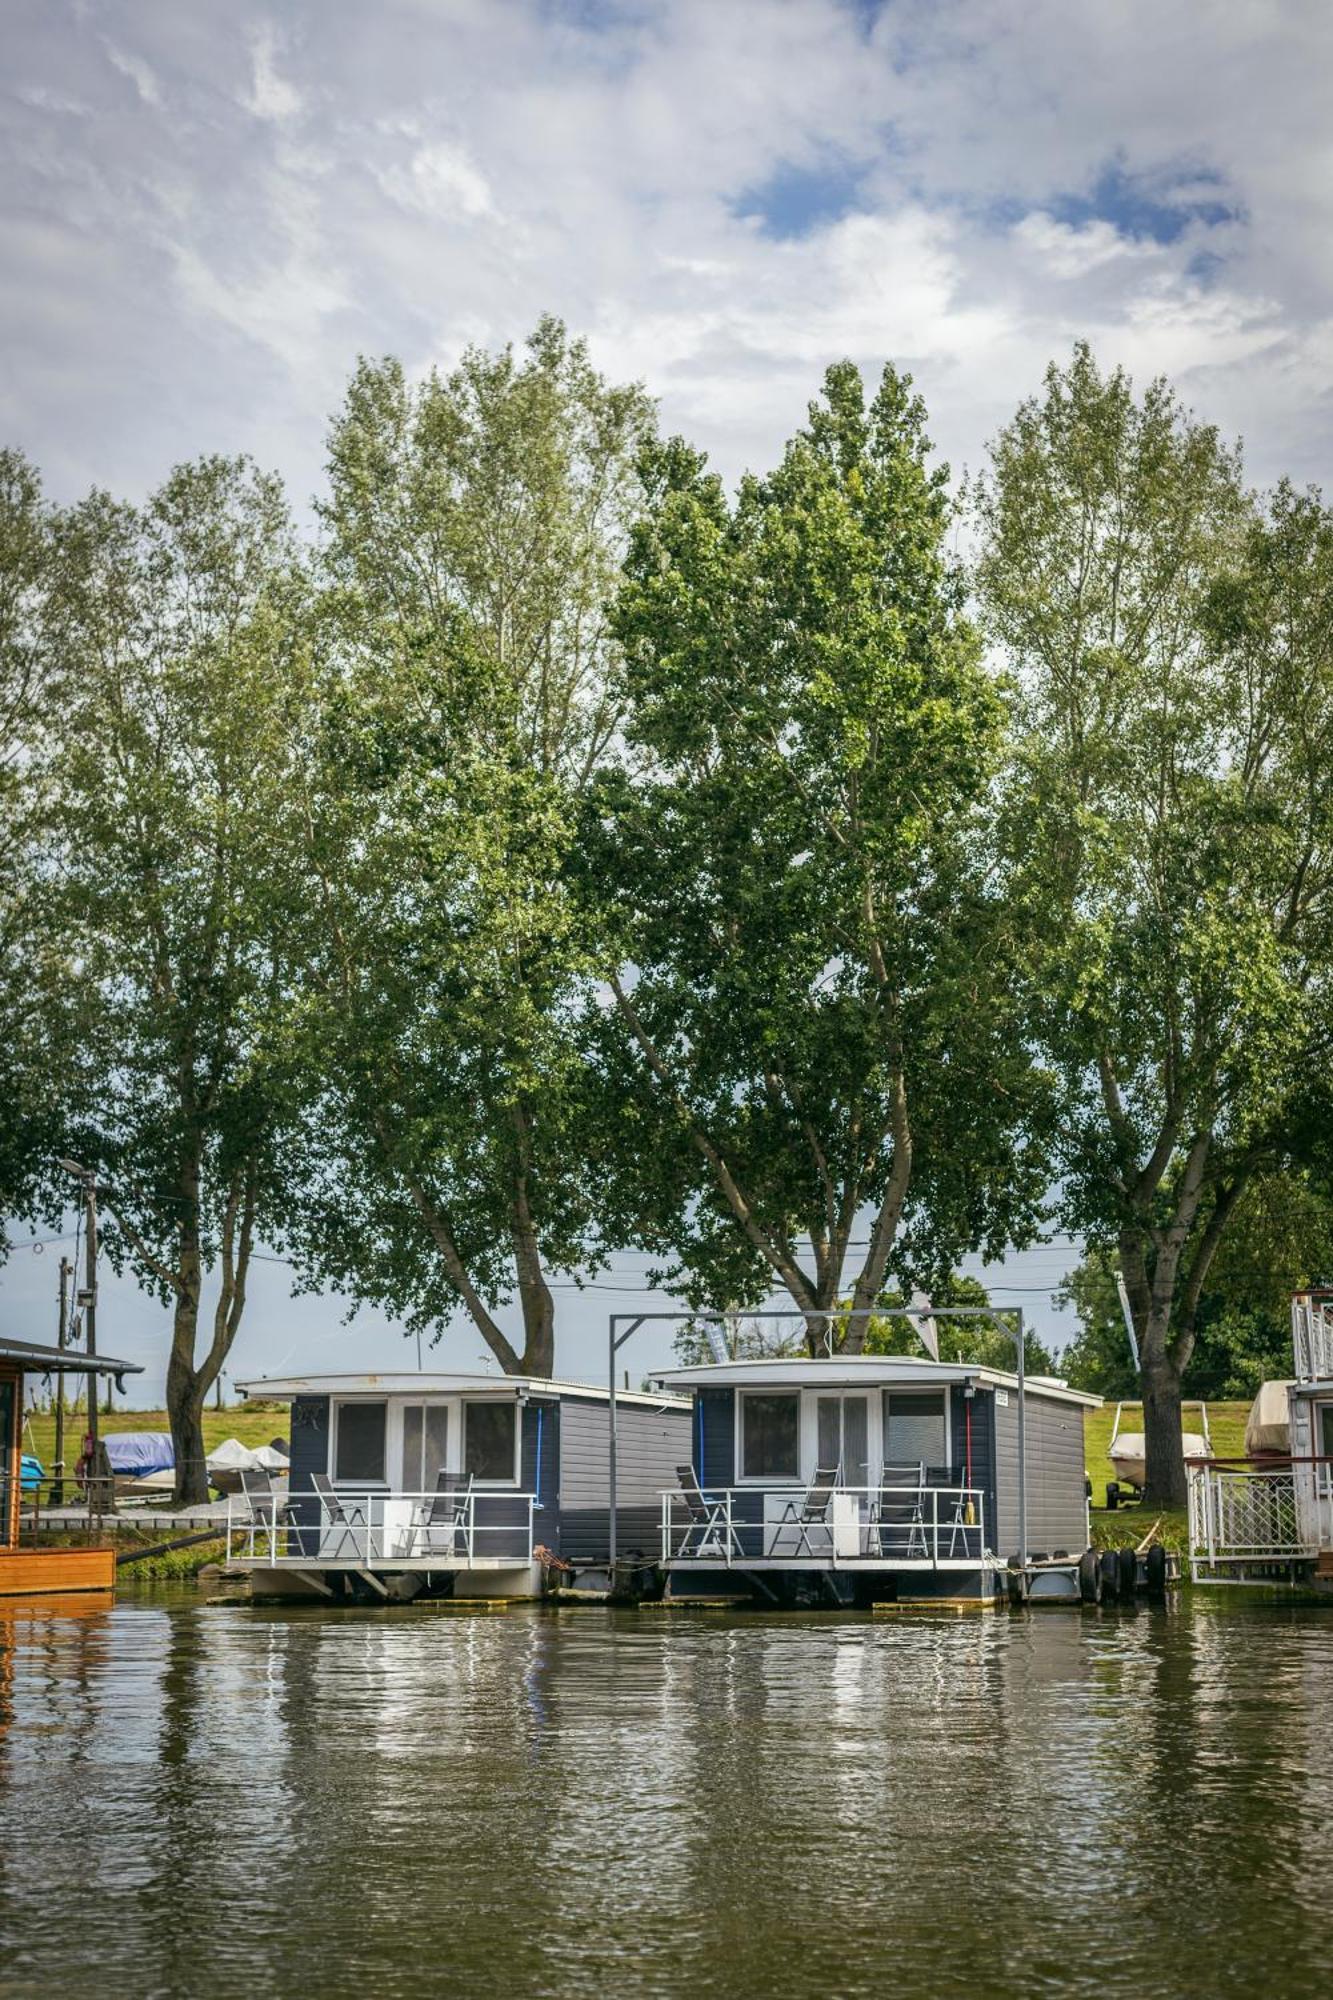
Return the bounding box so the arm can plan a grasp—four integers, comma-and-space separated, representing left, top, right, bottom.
1292, 1294, 1333, 1382
1187, 1463, 1326, 1580
661, 1483, 988, 1567
225, 1488, 537, 1568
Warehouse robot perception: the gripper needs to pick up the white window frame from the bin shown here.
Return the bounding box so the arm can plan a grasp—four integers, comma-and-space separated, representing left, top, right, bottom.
329, 1395, 522, 1491
735, 1388, 802, 1485
330, 1397, 390, 1486
460, 1397, 522, 1488
881, 1387, 951, 1472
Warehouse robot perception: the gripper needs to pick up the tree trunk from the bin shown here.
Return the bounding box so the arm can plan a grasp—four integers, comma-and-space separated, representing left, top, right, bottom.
512, 1229, 555, 1377
1141, 1345, 1187, 1508
166, 1289, 210, 1507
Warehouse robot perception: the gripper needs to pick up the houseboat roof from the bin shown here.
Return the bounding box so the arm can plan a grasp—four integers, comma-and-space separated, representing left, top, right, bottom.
235, 1370, 689, 1412
0, 1334, 143, 1379
651, 1354, 1101, 1409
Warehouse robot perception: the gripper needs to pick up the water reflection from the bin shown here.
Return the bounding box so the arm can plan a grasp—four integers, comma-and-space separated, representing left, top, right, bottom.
1, 1595, 1331, 1998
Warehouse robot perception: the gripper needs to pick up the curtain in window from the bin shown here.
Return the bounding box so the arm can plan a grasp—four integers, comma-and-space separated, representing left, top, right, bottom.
742, 1393, 799, 1479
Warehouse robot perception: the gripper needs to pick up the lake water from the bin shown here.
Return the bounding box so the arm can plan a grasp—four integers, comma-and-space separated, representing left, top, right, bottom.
2, 1591, 1331, 1999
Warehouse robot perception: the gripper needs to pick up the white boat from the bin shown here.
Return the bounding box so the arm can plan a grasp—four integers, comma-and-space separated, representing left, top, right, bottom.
1107, 1401, 1211, 1495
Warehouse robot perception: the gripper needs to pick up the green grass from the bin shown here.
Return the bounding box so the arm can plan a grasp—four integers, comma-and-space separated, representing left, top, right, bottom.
20, 1401, 289, 1476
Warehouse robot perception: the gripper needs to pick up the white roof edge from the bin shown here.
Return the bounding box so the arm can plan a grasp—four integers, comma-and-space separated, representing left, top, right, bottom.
234, 1371, 690, 1411
651, 1356, 1101, 1408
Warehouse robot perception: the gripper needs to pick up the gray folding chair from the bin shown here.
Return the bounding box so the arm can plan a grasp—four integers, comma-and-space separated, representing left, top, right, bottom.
873, 1463, 928, 1558
410, 1470, 474, 1561
311, 1472, 367, 1559
775, 1465, 839, 1556
674, 1465, 740, 1559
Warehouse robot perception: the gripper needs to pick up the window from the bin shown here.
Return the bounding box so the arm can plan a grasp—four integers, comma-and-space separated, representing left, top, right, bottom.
741, 1392, 799, 1481
817, 1394, 869, 1486
464, 1402, 518, 1482
402, 1404, 449, 1492
1320, 1404, 1333, 1462
334, 1402, 386, 1482
884, 1390, 948, 1471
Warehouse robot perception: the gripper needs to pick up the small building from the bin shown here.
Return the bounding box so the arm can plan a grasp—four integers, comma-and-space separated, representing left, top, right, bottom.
1, 1334, 144, 1599
650, 1355, 1100, 1606
230, 1370, 692, 1601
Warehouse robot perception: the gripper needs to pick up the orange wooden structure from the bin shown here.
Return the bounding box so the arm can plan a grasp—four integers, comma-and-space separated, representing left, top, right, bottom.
0, 1335, 142, 1599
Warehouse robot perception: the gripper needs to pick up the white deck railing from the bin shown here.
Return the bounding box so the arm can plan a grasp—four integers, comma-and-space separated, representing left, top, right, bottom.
1187, 1464, 1324, 1580
225, 1488, 537, 1569
1292, 1294, 1333, 1381
661, 1483, 987, 1567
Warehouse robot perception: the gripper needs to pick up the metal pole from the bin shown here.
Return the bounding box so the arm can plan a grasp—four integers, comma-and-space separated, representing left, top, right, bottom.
53, 1255, 70, 1505
84, 1176, 100, 1469
1016, 1307, 1027, 1572
608, 1315, 618, 1571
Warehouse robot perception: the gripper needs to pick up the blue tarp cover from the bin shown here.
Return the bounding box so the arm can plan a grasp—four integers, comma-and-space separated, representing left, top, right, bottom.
103, 1432, 175, 1476
20, 1454, 43, 1492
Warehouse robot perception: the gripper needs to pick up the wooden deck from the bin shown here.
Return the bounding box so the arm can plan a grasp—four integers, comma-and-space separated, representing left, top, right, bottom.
0, 1546, 116, 1597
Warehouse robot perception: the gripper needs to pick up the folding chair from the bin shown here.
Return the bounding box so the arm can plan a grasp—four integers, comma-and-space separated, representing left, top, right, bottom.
311, 1472, 368, 1559
872, 1463, 927, 1558
674, 1466, 740, 1559
774, 1465, 839, 1557
409, 1471, 474, 1561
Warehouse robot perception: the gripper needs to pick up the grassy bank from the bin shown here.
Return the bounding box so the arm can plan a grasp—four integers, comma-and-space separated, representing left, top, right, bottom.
20, 1402, 289, 1473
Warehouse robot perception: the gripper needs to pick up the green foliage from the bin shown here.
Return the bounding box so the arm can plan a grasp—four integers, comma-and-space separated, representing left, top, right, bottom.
1061, 1173, 1333, 1398
860, 1273, 1054, 1371
284, 321, 655, 1373
588, 362, 1052, 1345
976, 342, 1333, 1499
0, 449, 75, 1231
34, 454, 311, 1495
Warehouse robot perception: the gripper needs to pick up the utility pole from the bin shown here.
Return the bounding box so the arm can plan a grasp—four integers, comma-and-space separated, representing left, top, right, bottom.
60, 1160, 105, 1508
52, 1255, 71, 1504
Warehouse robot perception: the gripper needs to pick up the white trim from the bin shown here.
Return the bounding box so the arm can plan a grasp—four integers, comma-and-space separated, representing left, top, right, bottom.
735, 1387, 802, 1485
327, 1391, 522, 1489
238, 1370, 688, 1411
461, 1398, 521, 1488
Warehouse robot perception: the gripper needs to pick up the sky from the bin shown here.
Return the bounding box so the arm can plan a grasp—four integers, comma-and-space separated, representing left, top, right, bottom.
2, 0, 1329, 1403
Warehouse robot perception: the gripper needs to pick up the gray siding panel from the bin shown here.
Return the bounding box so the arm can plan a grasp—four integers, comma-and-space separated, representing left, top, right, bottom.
287, 1395, 329, 1555
697, 1388, 735, 1487
555, 1395, 691, 1562
991, 1390, 1089, 1556
522, 1398, 560, 1545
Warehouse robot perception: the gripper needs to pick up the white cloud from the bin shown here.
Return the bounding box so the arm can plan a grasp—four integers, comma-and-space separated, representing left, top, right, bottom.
104, 41, 161, 107
378, 140, 496, 222
2, 0, 1331, 513
246, 25, 302, 123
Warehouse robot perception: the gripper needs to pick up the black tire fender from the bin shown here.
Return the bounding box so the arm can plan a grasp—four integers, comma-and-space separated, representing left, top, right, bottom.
1118, 1547, 1138, 1596
1099, 1549, 1120, 1600
1145, 1544, 1168, 1595
1078, 1549, 1102, 1603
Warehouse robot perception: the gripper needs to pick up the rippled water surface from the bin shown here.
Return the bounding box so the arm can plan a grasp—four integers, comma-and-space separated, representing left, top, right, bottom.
2, 1591, 1332, 1998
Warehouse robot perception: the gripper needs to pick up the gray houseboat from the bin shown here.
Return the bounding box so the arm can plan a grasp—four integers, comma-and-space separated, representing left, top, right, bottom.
229, 1370, 690, 1601
650, 1356, 1099, 1606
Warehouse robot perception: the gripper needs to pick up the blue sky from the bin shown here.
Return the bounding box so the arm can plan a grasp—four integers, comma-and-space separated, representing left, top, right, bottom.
2, 0, 1328, 1399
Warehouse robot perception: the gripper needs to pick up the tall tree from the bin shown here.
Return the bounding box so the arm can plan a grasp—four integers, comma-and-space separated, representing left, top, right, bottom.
586, 362, 1051, 1349
977, 346, 1333, 1503
288, 319, 653, 1375
43, 457, 309, 1502
0, 450, 72, 1231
